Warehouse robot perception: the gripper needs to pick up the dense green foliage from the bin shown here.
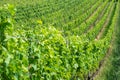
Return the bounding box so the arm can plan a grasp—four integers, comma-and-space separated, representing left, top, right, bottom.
0, 0, 119, 80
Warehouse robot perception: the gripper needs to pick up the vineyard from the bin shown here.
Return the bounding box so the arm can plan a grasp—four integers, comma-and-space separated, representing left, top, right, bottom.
0, 0, 120, 80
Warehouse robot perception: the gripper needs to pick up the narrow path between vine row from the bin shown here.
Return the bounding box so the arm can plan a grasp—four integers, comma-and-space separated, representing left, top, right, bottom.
96, 3, 115, 40
87, 2, 115, 80
93, 2, 120, 80
86, 2, 109, 33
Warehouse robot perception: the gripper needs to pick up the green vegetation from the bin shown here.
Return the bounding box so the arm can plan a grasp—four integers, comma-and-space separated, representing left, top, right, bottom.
95, 2, 120, 80
0, 0, 119, 80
